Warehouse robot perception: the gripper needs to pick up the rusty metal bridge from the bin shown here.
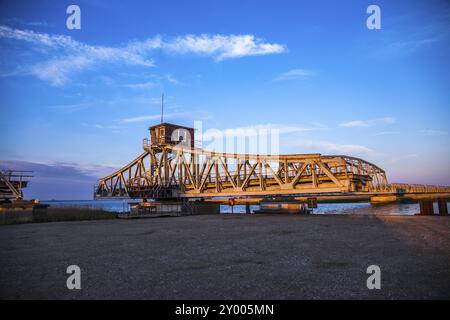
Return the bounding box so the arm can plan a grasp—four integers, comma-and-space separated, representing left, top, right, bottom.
94, 123, 450, 200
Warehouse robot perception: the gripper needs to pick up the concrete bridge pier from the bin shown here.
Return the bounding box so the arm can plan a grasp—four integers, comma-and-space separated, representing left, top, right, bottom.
122, 200, 221, 218
419, 200, 434, 215
437, 198, 448, 215
255, 199, 311, 214
418, 198, 448, 215
370, 195, 400, 204
371, 195, 449, 216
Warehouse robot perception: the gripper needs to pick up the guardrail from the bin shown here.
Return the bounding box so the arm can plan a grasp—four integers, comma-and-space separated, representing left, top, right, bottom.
370, 183, 450, 194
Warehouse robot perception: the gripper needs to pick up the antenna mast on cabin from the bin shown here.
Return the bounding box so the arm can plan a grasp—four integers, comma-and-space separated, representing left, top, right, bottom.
161, 93, 164, 124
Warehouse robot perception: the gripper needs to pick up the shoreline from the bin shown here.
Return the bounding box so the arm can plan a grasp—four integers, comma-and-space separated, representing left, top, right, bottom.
1, 213, 449, 299
3, 203, 450, 225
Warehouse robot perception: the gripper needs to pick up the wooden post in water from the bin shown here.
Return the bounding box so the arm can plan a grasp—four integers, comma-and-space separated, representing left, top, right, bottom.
419, 199, 434, 215
437, 199, 448, 215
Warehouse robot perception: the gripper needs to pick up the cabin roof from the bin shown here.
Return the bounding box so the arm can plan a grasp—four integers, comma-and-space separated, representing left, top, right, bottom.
149, 122, 194, 131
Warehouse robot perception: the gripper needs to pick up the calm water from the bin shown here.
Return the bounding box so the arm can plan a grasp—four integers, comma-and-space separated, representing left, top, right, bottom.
41, 200, 449, 215
41, 200, 141, 213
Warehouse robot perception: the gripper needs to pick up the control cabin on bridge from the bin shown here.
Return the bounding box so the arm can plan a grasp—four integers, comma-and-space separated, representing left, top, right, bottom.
148, 123, 195, 149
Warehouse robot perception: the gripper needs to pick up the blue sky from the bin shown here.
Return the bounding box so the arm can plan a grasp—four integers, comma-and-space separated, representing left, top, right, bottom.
0, 0, 449, 199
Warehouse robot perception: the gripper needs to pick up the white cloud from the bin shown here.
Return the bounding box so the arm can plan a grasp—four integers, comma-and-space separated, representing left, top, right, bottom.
119, 114, 162, 123
166, 74, 181, 85
29, 56, 94, 86
0, 25, 155, 86
421, 129, 448, 136
0, 24, 76, 48
339, 117, 395, 128
274, 68, 315, 81
340, 120, 370, 128
0, 25, 286, 85
163, 34, 286, 61
123, 81, 155, 89
294, 140, 373, 156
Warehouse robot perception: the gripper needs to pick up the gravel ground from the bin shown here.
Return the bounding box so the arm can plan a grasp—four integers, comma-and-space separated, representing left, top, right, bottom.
0, 214, 449, 299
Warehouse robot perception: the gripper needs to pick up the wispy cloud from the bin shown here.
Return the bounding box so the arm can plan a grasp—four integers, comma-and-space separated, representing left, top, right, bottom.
47, 95, 166, 113
293, 140, 373, 156
2, 18, 50, 27
0, 25, 155, 86
0, 25, 286, 86
388, 36, 441, 53
48, 101, 96, 112
387, 153, 419, 164
123, 81, 156, 89
118, 112, 187, 123
368, 3, 449, 58
134, 96, 164, 105
339, 117, 395, 128
274, 68, 315, 81
421, 129, 448, 136
162, 34, 286, 61
373, 131, 400, 136
198, 123, 325, 154
121, 74, 181, 89
383, 20, 448, 55
81, 123, 126, 130
166, 74, 182, 85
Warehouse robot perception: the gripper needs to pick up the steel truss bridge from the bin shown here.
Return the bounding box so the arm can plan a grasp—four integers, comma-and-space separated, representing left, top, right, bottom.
94, 142, 450, 200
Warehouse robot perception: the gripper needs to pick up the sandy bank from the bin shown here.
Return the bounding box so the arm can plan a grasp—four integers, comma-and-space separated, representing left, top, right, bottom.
0, 214, 449, 299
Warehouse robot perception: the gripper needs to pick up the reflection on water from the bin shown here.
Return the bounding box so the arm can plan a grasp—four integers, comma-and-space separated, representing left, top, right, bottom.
221, 202, 449, 215
42, 200, 449, 215
313, 203, 417, 215
41, 200, 141, 213
220, 205, 260, 214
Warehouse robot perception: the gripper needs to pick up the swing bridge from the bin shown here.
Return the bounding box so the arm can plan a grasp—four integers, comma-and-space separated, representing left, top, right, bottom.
94, 123, 450, 201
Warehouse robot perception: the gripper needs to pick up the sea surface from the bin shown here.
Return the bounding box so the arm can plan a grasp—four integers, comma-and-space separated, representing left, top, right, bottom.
41, 200, 449, 215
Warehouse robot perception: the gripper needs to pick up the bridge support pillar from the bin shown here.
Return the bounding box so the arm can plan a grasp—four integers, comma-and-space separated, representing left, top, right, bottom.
419, 200, 434, 215
255, 199, 311, 214
437, 198, 448, 215
370, 195, 400, 204
124, 200, 220, 218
